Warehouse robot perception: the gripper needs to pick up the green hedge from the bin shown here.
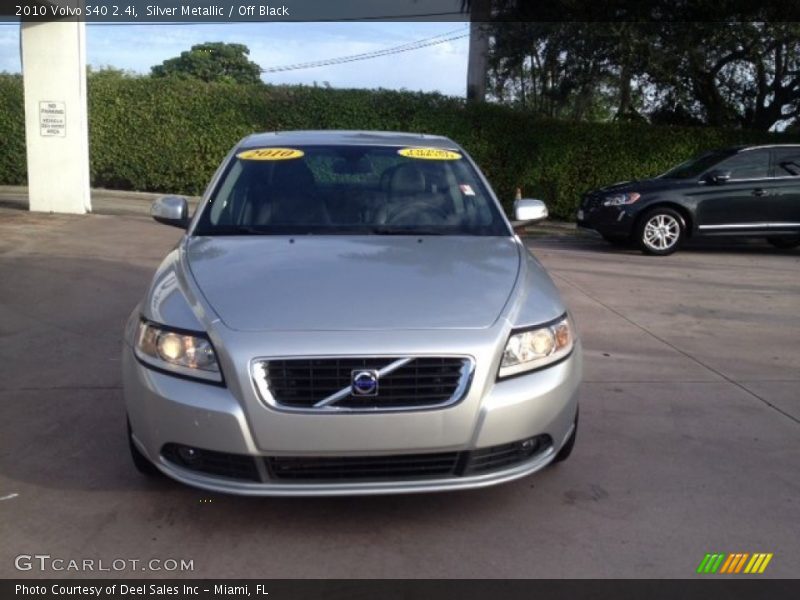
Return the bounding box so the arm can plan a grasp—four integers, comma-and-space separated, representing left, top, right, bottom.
1, 73, 798, 219
0, 74, 26, 186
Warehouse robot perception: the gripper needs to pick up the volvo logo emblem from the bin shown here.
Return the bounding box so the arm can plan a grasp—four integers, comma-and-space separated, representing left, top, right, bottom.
351, 370, 379, 396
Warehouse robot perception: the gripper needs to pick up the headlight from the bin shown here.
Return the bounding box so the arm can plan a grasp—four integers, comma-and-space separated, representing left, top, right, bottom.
134, 320, 222, 383
498, 315, 574, 379
602, 192, 640, 207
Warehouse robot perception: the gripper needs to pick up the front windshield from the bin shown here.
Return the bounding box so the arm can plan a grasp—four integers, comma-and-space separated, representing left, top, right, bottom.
659, 149, 737, 180
194, 145, 510, 236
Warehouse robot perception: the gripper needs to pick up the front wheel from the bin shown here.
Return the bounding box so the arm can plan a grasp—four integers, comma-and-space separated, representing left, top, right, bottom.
767, 236, 800, 249
636, 208, 684, 255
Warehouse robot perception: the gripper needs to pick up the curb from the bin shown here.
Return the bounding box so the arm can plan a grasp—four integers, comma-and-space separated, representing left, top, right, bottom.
0, 186, 200, 217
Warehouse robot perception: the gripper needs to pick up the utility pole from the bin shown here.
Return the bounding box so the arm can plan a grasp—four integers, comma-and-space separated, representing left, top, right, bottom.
466, 0, 491, 102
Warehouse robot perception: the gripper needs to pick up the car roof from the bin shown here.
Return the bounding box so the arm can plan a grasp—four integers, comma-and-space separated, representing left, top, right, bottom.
736, 144, 800, 152
239, 130, 460, 150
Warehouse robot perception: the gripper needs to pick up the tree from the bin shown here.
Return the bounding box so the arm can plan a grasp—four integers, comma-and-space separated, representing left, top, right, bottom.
646, 22, 800, 131
484, 3, 656, 121
483, 2, 800, 129
486, 22, 622, 121
151, 42, 262, 85
87, 66, 138, 81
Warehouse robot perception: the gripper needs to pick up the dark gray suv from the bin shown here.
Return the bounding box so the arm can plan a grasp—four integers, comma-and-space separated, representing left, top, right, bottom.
578, 145, 800, 255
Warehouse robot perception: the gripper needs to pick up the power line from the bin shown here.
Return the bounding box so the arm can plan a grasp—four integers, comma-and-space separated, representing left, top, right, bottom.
0, 22, 471, 76
260, 27, 469, 73
262, 26, 468, 72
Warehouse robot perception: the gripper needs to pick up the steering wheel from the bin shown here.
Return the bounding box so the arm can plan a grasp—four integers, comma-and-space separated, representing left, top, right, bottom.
385, 201, 449, 226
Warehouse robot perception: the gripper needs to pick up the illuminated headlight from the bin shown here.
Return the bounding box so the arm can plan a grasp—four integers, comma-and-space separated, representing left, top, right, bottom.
498, 316, 574, 379
134, 320, 222, 383
602, 192, 640, 207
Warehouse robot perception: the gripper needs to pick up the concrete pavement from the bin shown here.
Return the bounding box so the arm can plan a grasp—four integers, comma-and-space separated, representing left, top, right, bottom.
0, 204, 797, 578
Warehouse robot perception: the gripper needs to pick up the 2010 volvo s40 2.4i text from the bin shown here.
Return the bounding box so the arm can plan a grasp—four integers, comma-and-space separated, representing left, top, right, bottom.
122, 131, 582, 496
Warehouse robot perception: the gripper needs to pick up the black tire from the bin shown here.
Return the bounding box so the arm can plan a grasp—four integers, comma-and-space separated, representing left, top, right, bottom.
602, 233, 631, 246
635, 207, 685, 255
767, 236, 800, 249
553, 407, 578, 463
128, 420, 161, 477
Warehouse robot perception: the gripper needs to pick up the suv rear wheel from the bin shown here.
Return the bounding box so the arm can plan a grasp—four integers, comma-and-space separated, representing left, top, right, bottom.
636, 208, 684, 255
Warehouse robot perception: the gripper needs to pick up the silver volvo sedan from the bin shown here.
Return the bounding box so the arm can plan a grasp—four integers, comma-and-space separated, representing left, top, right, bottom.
123, 130, 582, 496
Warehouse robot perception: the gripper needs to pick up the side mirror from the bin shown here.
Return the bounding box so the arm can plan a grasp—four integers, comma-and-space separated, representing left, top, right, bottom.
151, 195, 189, 228
514, 198, 548, 223
705, 170, 731, 184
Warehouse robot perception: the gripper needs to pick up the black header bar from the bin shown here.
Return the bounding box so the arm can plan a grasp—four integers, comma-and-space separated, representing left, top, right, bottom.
5, 0, 800, 23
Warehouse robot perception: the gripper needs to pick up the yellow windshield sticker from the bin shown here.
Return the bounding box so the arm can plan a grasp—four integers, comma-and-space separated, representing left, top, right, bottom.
398, 147, 462, 160
237, 148, 305, 161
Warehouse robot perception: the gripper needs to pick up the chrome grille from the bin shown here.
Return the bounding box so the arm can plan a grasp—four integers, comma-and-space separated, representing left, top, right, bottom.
253, 356, 473, 411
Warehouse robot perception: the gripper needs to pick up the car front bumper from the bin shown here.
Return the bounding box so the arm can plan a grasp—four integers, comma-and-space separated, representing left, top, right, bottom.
122, 340, 581, 496
577, 204, 636, 236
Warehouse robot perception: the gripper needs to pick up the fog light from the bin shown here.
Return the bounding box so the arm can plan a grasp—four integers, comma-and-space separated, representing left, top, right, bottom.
520, 438, 539, 455
177, 446, 200, 464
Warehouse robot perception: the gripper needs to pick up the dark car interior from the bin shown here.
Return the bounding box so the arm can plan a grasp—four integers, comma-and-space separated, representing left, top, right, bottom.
201, 146, 505, 235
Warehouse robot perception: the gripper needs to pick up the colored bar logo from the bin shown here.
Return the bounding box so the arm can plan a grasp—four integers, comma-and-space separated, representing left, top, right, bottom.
697, 553, 773, 574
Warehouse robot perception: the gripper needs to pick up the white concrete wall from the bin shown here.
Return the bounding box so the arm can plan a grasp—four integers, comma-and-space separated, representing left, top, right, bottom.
21, 18, 91, 214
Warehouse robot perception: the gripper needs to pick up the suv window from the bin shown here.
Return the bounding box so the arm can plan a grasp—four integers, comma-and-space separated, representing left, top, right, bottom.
715, 150, 770, 180
660, 149, 736, 179
772, 148, 800, 176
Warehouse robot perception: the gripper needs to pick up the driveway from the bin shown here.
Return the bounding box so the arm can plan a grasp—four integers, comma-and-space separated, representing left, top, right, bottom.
0, 205, 797, 578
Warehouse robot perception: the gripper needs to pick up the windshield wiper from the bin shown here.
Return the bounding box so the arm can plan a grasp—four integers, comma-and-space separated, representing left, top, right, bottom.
370, 226, 445, 236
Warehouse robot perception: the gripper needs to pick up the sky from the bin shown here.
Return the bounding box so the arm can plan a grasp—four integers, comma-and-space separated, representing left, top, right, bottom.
0, 21, 471, 96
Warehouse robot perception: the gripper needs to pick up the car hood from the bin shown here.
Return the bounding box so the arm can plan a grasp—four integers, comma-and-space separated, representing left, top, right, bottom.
185, 236, 521, 331
590, 176, 690, 195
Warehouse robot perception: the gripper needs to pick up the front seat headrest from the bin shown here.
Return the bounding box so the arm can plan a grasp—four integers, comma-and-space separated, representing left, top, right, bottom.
389, 164, 426, 196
